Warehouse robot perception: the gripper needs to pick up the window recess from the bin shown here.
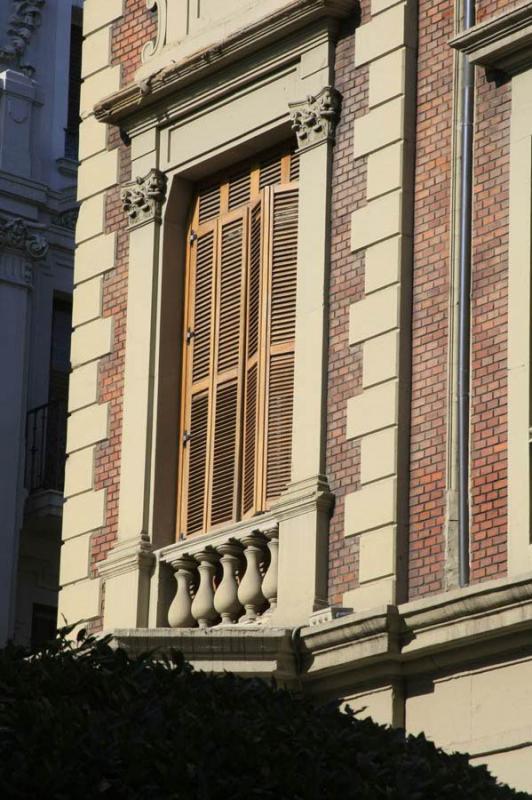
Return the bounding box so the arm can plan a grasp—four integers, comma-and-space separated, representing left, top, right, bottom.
177, 150, 298, 538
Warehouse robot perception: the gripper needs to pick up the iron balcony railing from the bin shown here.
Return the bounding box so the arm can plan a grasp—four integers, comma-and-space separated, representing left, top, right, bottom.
25, 400, 68, 494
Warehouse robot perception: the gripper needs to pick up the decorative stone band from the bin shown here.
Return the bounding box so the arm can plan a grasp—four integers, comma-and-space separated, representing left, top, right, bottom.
163, 524, 279, 629
0, 0, 45, 73
0, 215, 48, 259
289, 86, 341, 151
121, 168, 168, 228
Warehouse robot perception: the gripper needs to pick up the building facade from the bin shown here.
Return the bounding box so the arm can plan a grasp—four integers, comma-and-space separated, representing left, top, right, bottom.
0, 0, 82, 647
61, 0, 532, 791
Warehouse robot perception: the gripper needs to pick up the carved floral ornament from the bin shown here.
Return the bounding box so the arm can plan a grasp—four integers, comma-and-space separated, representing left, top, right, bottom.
0, 216, 48, 259
289, 86, 342, 150
0, 0, 45, 73
121, 169, 168, 228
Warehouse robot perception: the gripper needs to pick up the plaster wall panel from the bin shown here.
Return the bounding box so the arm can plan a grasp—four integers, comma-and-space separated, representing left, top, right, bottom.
78, 149, 119, 201
350, 190, 403, 251
75, 233, 117, 284
76, 193, 106, 245
72, 276, 103, 327
349, 283, 400, 343
344, 477, 397, 536
362, 330, 399, 388
347, 380, 398, 439
62, 489, 106, 540
82, 26, 112, 79
83, 0, 123, 36
71, 317, 113, 368
68, 362, 99, 412
64, 447, 95, 498
67, 403, 109, 453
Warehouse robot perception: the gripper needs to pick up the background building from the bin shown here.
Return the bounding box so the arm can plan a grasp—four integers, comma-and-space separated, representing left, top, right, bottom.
60, 0, 532, 792
0, 0, 82, 647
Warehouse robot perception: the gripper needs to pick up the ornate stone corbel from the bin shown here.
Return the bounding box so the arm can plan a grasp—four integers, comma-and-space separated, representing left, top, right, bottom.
289, 86, 342, 151
121, 168, 168, 228
142, 0, 167, 63
0, 215, 48, 259
0, 0, 45, 74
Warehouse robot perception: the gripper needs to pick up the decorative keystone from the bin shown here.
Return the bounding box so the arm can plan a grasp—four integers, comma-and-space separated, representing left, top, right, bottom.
0, 215, 48, 259
121, 168, 168, 228
289, 86, 342, 151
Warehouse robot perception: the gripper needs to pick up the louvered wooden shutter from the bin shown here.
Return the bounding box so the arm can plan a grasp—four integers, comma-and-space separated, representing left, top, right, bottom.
182, 222, 217, 535
264, 184, 298, 502
209, 210, 247, 527
242, 197, 265, 516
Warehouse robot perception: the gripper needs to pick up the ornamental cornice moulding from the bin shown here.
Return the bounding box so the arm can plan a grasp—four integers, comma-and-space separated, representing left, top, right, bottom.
0, 0, 45, 74
121, 169, 168, 228
0, 216, 48, 259
94, 0, 355, 125
289, 86, 341, 150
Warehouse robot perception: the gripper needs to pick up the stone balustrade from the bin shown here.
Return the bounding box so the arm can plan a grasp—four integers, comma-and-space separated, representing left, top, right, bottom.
167, 526, 279, 628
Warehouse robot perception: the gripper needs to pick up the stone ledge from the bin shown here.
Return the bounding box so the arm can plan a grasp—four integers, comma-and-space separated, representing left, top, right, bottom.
450, 2, 532, 76
112, 627, 297, 684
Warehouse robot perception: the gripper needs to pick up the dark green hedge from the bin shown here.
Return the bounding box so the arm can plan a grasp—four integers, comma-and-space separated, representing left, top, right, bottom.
0, 628, 529, 800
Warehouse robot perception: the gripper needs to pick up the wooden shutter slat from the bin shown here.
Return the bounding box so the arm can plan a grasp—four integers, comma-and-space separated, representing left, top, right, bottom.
217, 218, 245, 375
199, 184, 220, 223
242, 362, 258, 515
266, 352, 294, 501
228, 170, 251, 210
186, 392, 209, 534
210, 380, 239, 526
263, 184, 298, 505
259, 154, 283, 189
270, 187, 298, 347
192, 230, 216, 384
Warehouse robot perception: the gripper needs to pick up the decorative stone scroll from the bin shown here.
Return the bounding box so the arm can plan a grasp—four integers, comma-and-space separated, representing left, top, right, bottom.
289, 86, 342, 151
0, 0, 45, 73
0, 215, 48, 259
142, 0, 167, 63
121, 169, 168, 228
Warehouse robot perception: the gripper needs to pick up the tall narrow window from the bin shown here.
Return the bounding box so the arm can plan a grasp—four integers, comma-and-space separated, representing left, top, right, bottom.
178, 149, 299, 538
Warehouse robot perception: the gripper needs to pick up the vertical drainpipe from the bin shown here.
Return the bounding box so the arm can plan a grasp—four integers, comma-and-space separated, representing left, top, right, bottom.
457, 0, 475, 587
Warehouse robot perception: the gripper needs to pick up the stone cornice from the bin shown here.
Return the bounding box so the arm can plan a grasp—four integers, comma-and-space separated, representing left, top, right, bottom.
450, 2, 532, 76
94, 0, 356, 125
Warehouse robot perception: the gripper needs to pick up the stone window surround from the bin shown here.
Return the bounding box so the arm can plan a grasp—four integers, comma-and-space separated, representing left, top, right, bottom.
98, 3, 353, 632
451, 1, 532, 579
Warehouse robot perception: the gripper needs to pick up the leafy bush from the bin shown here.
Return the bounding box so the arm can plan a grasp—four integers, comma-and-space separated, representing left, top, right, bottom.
0, 628, 529, 800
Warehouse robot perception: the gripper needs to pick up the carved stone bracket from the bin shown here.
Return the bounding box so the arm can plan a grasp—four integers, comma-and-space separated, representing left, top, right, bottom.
289, 86, 342, 151
121, 168, 168, 228
142, 0, 167, 63
0, 0, 45, 74
0, 215, 48, 259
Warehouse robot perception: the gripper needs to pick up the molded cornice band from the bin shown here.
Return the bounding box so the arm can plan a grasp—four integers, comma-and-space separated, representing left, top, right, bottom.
94, 0, 356, 125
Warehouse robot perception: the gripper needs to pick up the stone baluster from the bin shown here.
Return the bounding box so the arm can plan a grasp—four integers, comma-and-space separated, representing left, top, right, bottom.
238, 532, 267, 623
261, 527, 279, 615
214, 541, 244, 624
168, 555, 197, 628
191, 549, 219, 628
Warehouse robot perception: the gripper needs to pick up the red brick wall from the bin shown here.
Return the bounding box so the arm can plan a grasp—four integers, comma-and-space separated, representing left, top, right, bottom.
469, 71, 510, 582
409, 0, 510, 598
408, 0, 454, 598
88, 2, 156, 625
326, 12, 369, 605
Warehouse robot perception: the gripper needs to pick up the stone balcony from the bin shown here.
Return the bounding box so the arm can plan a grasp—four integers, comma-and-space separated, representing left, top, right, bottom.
159, 522, 279, 629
